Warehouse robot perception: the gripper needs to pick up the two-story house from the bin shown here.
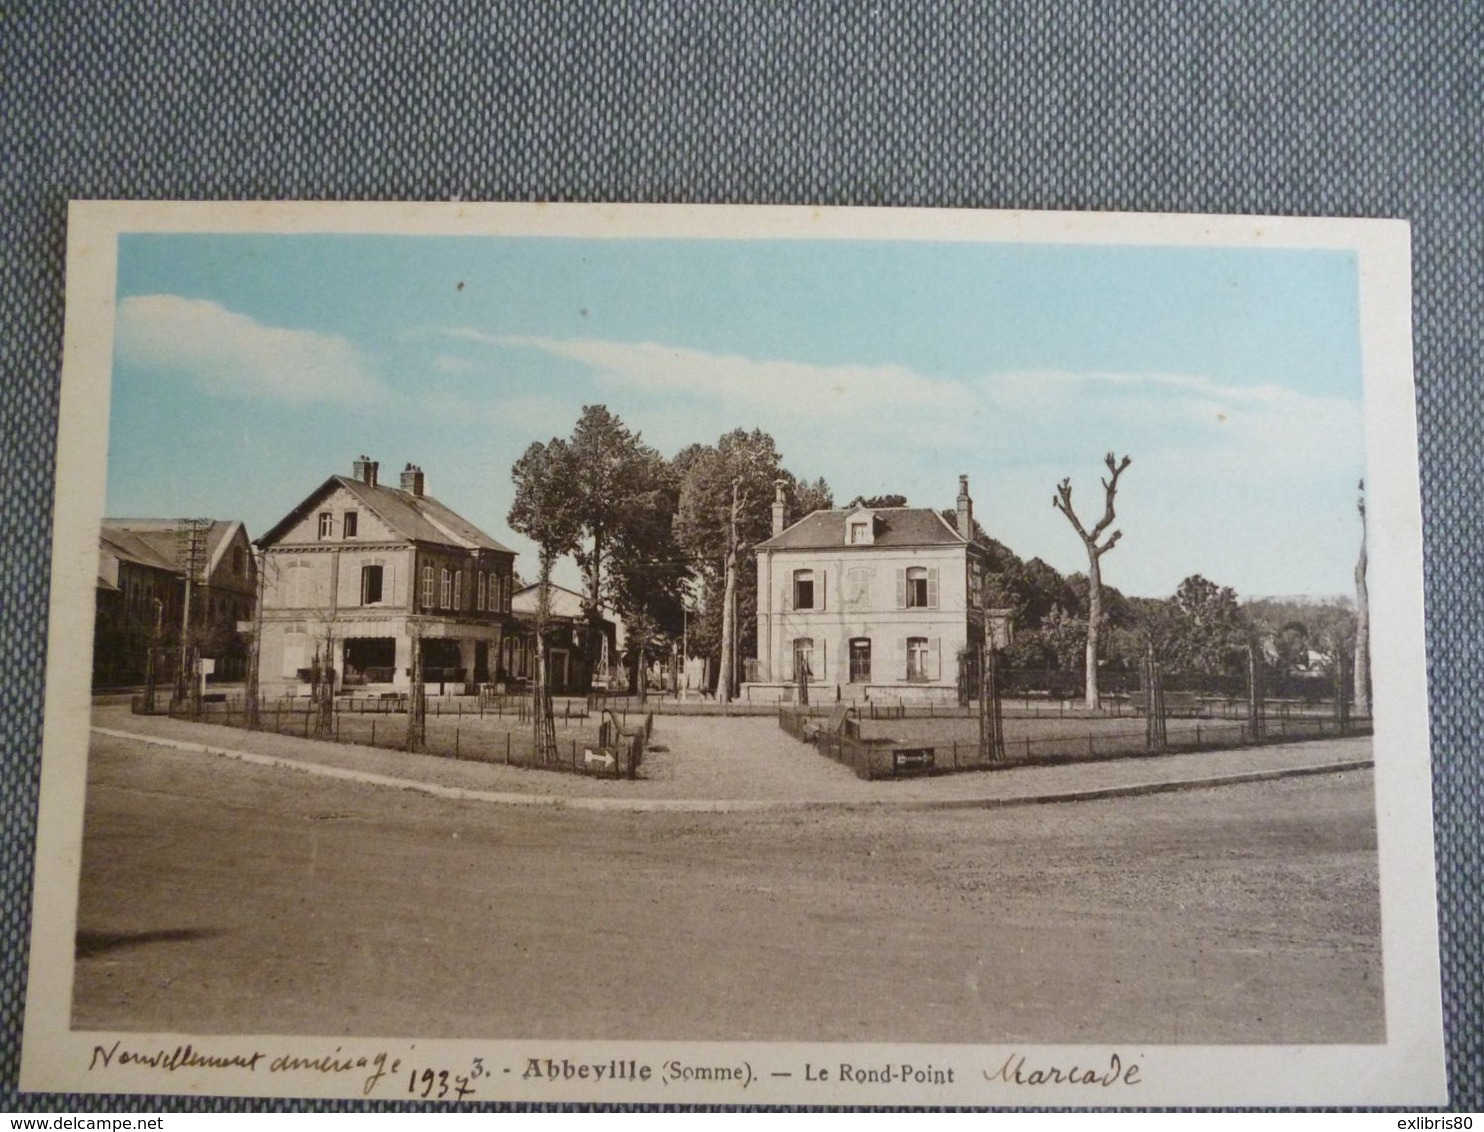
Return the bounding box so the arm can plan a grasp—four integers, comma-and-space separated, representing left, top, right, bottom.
255, 457, 516, 697
749, 476, 994, 702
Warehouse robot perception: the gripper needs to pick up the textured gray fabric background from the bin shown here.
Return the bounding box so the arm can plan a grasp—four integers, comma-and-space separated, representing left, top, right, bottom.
2, 2, 1478, 1113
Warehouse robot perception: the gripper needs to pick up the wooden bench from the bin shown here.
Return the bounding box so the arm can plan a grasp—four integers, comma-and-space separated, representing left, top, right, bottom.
803, 702, 854, 743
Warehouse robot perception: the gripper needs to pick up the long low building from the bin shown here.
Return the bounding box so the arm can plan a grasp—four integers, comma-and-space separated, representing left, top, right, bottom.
94, 518, 256, 687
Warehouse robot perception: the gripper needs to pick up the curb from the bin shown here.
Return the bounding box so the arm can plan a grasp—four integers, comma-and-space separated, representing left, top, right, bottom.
92, 726, 1374, 814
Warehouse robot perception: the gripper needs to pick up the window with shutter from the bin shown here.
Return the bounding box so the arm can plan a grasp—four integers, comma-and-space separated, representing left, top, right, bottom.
896, 568, 907, 609
816, 568, 826, 611
907, 636, 930, 681
927, 567, 939, 609
793, 569, 814, 610
906, 567, 929, 608
793, 637, 814, 679
360, 564, 383, 605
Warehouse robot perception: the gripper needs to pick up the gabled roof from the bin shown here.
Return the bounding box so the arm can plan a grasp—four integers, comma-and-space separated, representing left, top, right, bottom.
103, 519, 248, 576
256, 475, 514, 554
757, 507, 968, 551
512, 582, 589, 621
99, 524, 188, 572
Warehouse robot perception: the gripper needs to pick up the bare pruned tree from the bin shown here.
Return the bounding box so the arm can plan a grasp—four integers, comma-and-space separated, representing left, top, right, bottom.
1354, 479, 1370, 716
1053, 452, 1132, 710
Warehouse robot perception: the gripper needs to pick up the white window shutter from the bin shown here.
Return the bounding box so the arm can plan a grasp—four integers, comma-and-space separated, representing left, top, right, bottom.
928, 567, 940, 609
817, 568, 826, 611
929, 637, 941, 680
783, 640, 795, 681
896, 568, 906, 609
898, 637, 909, 679
781, 583, 791, 613
819, 639, 827, 681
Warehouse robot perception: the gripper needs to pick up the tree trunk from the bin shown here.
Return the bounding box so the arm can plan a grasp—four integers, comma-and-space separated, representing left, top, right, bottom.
534, 552, 555, 763
587, 529, 604, 688
406, 626, 425, 752
1354, 513, 1371, 717
1085, 555, 1102, 710
719, 553, 737, 703
717, 480, 742, 704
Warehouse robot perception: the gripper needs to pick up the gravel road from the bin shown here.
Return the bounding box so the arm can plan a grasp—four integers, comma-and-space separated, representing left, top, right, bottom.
72, 731, 1383, 1044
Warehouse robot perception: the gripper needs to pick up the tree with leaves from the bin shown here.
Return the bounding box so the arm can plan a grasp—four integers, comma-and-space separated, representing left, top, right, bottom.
673, 429, 832, 700
508, 437, 582, 762
604, 461, 687, 702
560, 405, 674, 682
1052, 452, 1132, 709
1166, 574, 1249, 674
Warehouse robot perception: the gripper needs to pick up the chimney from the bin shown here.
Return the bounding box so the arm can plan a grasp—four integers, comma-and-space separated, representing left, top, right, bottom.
352, 455, 379, 487
401, 463, 426, 497
771, 479, 788, 538
956, 474, 973, 540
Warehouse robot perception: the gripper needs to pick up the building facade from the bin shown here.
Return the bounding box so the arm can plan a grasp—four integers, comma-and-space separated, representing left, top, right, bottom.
749, 476, 995, 701
504, 582, 622, 695
255, 458, 516, 697
94, 519, 257, 686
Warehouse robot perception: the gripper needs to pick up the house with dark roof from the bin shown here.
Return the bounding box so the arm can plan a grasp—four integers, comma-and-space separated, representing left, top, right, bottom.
749, 476, 998, 702
94, 519, 256, 687
255, 457, 516, 697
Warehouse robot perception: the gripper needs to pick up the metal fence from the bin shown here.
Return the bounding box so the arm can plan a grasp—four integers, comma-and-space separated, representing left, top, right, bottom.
133, 692, 648, 779
780, 703, 1371, 781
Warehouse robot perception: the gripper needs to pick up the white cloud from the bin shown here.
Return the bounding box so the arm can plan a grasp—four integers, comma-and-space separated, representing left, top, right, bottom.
115, 295, 380, 402
978, 368, 1363, 475
432, 353, 478, 376
499, 335, 978, 419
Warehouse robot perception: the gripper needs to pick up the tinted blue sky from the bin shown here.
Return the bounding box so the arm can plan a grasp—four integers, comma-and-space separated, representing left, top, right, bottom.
107, 231, 1366, 599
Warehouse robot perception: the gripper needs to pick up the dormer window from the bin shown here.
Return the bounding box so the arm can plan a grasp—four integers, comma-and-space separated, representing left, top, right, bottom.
844, 507, 877, 546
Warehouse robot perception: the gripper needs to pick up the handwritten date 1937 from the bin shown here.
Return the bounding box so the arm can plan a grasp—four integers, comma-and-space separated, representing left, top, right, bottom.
407, 1066, 476, 1101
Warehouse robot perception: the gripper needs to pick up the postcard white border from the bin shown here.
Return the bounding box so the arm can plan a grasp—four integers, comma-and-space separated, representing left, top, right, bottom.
20, 201, 1444, 1107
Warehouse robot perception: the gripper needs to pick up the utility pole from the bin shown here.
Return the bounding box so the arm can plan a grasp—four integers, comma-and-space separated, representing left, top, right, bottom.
246, 547, 265, 729
174, 518, 211, 712
718, 479, 742, 704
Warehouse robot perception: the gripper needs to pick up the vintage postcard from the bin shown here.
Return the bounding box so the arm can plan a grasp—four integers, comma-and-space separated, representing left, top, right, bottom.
20, 202, 1444, 1106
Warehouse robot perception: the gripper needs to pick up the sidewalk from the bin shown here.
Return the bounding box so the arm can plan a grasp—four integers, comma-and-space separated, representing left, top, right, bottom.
91, 704, 1373, 813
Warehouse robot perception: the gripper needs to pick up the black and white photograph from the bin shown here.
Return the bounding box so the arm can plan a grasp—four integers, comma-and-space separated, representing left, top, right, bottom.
20, 202, 1443, 1106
